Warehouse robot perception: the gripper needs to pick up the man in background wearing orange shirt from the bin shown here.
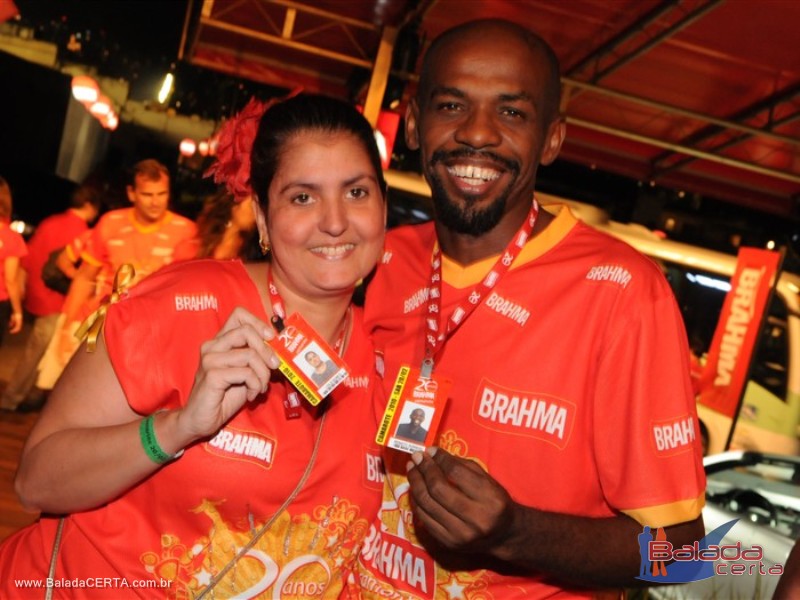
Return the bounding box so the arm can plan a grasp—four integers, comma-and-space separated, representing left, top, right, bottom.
53, 159, 196, 368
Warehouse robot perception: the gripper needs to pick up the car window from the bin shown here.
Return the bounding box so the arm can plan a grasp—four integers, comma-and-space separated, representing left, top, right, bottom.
706, 458, 800, 539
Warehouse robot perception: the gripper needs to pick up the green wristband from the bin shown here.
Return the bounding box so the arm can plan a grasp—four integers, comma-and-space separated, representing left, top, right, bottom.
139, 414, 183, 464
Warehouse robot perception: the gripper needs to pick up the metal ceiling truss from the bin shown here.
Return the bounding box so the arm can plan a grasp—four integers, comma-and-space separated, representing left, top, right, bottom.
195, 0, 405, 126
198, 0, 381, 70
652, 82, 800, 177
567, 0, 724, 84
557, 0, 800, 193
563, 78, 800, 186
187, 0, 799, 196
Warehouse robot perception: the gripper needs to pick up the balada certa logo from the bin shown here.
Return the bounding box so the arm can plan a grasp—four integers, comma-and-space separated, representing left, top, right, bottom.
636, 519, 784, 584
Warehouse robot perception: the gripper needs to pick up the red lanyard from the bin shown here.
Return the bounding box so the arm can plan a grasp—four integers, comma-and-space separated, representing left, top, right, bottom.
267, 272, 287, 330
267, 268, 350, 419
267, 268, 348, 353
422, 199, 539, 377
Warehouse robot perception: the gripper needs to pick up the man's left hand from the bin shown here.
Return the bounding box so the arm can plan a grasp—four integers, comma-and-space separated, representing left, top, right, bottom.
405, 447, 517, 555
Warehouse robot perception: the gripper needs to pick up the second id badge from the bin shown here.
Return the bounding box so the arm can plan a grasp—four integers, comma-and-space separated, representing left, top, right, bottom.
266, 313, 349, 406
376, 365, 450, 454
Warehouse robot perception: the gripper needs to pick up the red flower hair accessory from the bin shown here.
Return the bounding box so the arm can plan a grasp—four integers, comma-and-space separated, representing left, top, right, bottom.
204, 90, 300, 201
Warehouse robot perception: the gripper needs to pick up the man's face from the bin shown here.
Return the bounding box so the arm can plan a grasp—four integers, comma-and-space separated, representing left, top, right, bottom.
127, 173, 170, 224
410, 409, 425, 427
407, 28, 564, 237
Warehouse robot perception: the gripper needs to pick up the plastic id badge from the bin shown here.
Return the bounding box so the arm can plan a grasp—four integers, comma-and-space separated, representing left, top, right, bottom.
376, 365, 450, 454
266, 313, 349, 406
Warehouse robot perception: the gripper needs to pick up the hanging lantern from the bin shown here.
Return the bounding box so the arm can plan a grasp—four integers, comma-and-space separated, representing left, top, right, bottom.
71, 75, 99, 104
89, 94, 112, 117
104, 111, 119, 131
179, 138, 197, 157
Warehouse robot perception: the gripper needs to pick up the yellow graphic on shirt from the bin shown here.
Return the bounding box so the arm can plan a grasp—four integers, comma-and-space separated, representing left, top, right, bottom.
140, 497, 369, 599
364, 429, 494, 599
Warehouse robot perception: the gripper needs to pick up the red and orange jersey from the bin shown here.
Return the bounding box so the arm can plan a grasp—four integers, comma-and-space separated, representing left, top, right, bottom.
353, 205, 705, 599
0, 260, 383, 599
81, 208, 197, 297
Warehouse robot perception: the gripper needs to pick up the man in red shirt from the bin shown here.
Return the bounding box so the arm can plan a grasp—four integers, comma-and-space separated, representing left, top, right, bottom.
353, 19, 705, 599
54, 159, 196, 369
0, 184, 100, 411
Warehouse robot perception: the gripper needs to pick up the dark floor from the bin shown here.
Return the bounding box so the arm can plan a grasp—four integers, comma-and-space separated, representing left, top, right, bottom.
0, 323, 42, 541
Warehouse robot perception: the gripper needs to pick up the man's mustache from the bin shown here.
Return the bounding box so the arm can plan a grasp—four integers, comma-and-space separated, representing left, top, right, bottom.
429, 149, 519, 174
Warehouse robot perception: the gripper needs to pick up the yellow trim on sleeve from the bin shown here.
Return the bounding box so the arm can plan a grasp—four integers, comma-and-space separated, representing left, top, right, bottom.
65, 245, 78, 263
80, 251, 104, 268
622, 492, 706, 528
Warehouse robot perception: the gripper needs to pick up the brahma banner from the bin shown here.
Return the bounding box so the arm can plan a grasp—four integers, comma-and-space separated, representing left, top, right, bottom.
698, 247, 780, 419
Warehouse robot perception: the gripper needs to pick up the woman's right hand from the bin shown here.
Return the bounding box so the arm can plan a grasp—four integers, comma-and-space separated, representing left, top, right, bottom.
175, 307, 281, 442
15, 308, 281, 514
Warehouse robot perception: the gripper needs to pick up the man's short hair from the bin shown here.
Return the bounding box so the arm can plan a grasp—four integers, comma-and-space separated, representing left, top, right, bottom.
69, 182, 103, 211
131, 159, 169, 185
417, 19, 562, 121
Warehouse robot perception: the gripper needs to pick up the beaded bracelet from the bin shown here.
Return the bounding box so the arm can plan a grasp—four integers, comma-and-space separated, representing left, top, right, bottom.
139, 414, 184, 464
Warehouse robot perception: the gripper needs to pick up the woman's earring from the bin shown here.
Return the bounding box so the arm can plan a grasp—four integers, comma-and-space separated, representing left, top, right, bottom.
259, 238, 270, 255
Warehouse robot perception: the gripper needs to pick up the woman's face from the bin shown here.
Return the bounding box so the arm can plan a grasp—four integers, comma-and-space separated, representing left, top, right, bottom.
257, 130, 386, 300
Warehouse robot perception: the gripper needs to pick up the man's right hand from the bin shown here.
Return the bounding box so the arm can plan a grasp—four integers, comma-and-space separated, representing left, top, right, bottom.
175, 307, 281, 441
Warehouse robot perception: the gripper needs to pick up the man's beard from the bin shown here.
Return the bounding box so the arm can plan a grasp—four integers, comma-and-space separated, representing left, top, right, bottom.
426, 150, 519, 236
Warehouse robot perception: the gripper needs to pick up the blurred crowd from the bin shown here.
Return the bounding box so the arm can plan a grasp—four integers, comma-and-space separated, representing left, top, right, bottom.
0, 159, 258, 412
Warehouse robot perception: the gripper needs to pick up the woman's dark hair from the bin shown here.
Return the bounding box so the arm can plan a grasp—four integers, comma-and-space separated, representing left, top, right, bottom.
250, 94, 387, 207
194, 190, 259, 260
195, 190, 235, 257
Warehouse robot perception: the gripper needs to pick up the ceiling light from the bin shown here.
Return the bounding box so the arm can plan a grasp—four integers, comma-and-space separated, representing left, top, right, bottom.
158, 73, 174, 104
179, 138, 197, 157
89, 94, 112, 117
71, 75, 99, 104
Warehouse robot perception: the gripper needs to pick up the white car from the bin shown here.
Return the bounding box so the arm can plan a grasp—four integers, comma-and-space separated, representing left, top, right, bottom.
649, 451, 799, 599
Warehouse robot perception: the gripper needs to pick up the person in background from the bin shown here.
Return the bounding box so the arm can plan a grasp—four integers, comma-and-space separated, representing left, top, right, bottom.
53, 159, 197, 366
352, 19, 704, 598
0, 93, 387, 599
0, 176, 26, 344
30, 227, 94, 399
173, 189, 259, 261
0, 183, 100, 412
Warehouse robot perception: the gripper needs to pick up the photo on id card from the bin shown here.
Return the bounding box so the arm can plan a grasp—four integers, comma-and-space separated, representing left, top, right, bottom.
376, 366, 449, 454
